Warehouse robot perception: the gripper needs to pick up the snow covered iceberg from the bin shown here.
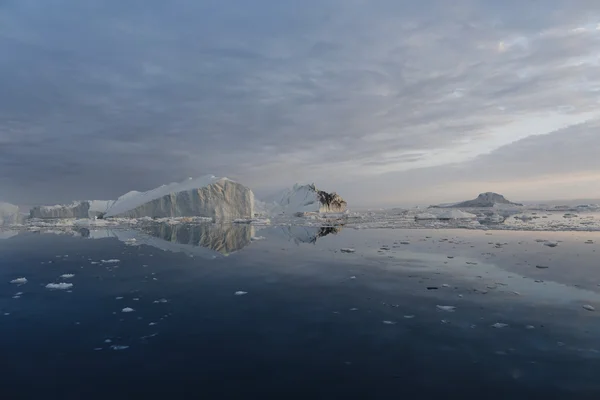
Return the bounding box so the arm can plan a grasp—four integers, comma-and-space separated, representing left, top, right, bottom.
104, 176, 254, 220
265, 184, 347, 215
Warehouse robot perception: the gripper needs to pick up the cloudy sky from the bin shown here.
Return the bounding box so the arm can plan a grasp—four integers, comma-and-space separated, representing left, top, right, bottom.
2, 0, 600, 207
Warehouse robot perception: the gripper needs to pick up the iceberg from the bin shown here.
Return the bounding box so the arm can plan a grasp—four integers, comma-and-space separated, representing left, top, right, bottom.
0, 202, 24, 225
30, 201, 91, 219
436, 210, 477, 220
104, 176, 254, 220
265, 184, 347, 215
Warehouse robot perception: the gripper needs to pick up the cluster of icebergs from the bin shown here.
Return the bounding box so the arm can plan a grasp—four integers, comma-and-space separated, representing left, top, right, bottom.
1, 176, 348, 227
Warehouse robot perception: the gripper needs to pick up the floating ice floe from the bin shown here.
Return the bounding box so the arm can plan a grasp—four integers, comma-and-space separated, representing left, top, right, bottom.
583, 304, 595, 311
100, 259, 120, 264
153, 298, 168, 303
60, 274, 75, 279
436, 305, 456, 312
121, 307, 135, 313
340, 248, 355, 253
491, 323, 509, 328
382, 320, 396, 325
45, 283, 73, 290
110, 345, 129, 350
10, 277, 27, 284
251, 236, 266, 241
544, 242, 559, 248
415, 213, 438, 220
234, 291, 248, 296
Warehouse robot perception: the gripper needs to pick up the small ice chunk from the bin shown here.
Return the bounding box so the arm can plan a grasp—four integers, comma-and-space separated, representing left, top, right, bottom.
101, 259, 120, 264
60, 274, 75, 279
382, 320, 396, 325
122, 307, 135, 313
525, 325, 535, 330
544, 242, 558, 248
442, 284, 450, 288
491, 323, 509, 328
251, 236, 266, 241
104, 339, 112, 343
10, 278, 27, 284
535, 265, 549, 269
149, 322, 157, 326
45, 283, 73, 290
110, 345, 129, 350
153, 298, 168, 303
349, 308, 358, 311
583, 304, 595, 311
436, 305, 456, 312
115, 296, 124, 300
234, 291, 248, 296
403, 315, 415, 319
340, 248, 355, 253
349, 276, 356, 279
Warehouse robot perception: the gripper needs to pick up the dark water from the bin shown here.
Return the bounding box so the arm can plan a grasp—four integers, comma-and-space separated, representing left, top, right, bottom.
1, 225, 600, 399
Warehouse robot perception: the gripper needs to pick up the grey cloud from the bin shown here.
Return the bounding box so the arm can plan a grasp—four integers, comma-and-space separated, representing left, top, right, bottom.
1, 0, 600, 204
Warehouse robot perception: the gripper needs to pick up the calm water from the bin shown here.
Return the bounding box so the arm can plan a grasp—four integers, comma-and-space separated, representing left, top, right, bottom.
1, 224, 600, 399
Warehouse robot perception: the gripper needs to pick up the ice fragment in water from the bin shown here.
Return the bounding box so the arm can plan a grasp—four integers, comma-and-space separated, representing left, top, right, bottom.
382, 320, 396, 325
122, 307, 135, 313
101, 259, 120, 264
491, 323, 509, 328
234, 291, 248, 296
583, 304, 595, 311
45, 283, 73, 290
436, 305, 456, 312
10, 278, 27, 284
110, 345, 129, 350
153, 298, 168, 303
404, 315, 415, 319
544, 242, 558, 247
60, 274, 75, 279
340, 248, 355, 253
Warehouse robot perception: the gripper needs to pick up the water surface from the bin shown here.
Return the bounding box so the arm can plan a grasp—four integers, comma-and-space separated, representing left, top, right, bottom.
1, 225, 599, 399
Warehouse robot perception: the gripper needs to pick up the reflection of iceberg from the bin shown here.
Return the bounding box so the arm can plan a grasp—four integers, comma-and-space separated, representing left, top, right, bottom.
258, 225, 341, 245
89, 223, 253, 258
142, 223, 253, 255
0, 230, 19, 239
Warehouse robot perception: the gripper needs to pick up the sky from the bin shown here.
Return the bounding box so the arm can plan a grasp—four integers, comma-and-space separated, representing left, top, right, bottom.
2, 0, 600, 207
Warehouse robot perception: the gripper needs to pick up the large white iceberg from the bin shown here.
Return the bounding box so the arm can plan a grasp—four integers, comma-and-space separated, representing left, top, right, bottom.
104, 176, 254, 220
265, 184, 347, 215
0, 202, 24, 225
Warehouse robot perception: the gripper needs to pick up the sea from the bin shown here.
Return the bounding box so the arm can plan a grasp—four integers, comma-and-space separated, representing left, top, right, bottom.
2, 212, 600, 399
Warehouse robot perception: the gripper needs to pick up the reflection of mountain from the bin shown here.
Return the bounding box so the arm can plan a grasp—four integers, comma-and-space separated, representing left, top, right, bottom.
266, 225, 341, 245
141, 223, 253, 255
